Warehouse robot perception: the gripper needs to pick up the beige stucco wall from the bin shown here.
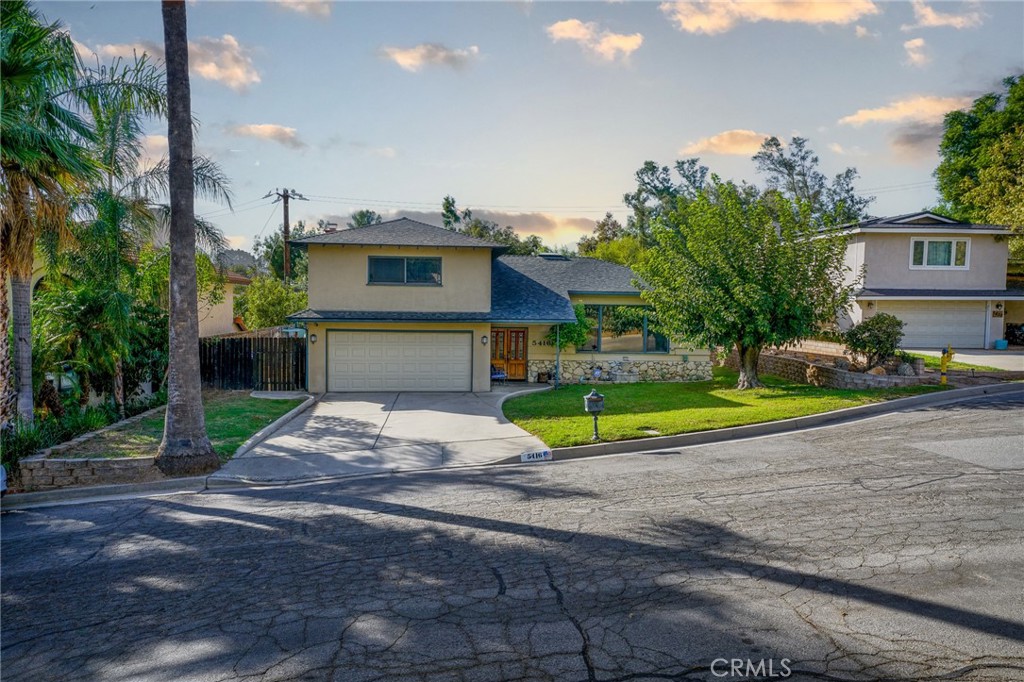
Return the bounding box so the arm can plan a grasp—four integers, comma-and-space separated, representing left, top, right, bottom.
843, 236, 866, 288
861, 233, 1008, 290
306, 244, 492, 312
1005, 300, 1024, 325
198, 282, 239, 338
305, 321, 491, 393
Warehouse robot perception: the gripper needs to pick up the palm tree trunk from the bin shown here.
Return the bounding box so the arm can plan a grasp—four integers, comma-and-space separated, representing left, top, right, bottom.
0, 264, 16, 428
11, 274, 34, 420
155, 0, 218, 475
114, 357, 125, 419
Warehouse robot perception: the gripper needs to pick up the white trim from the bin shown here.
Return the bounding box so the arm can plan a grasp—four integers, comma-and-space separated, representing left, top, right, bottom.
909, 236, 970, 270
891, 212, 959, 224
984, 300, 992, 349
857, 295, 1024, 301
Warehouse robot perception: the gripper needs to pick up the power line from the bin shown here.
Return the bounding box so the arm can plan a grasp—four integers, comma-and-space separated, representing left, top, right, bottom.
263, 188, 307, 281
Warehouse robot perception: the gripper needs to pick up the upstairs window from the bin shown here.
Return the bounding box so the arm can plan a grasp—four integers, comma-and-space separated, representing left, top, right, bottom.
368, 256, 442, 285
910, 238, 969, 269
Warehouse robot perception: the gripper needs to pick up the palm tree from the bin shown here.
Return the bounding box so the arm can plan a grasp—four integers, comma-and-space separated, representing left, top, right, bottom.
1, 0, 98, 425
156, 0, 218, 474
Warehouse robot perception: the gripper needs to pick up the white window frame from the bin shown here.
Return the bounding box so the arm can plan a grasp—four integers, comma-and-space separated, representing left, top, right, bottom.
909, 237, 970, 270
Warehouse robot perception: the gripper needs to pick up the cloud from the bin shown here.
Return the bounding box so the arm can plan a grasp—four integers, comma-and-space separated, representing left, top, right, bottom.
890, 121, 944, 161
87, 35, 259, 92
190, 35, 260, 91
854, 25, 879, 39
903, 37, 930, 67
273, 0, 331, 17
659, 0, 879, 35
679, 129, 772, 155
379, 44, 480, 72
827, 142, 866, 156
227, 124, 306, 149
838, 95, 972, 126
901, 0, 984, 31
139, 134, 168, 168
225, 235, 250, 249
546, 19, 644, 61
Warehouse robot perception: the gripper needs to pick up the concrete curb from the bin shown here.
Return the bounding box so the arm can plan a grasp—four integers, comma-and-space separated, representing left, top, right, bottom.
495, 382, 1024, 465
493, 384, 552, 411
231, 394, 317, 459
0, 476, 208, 510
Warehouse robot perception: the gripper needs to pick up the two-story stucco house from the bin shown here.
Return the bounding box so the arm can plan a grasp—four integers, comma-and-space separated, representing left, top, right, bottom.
838, 212, 1024, 348
288, 218, 711, 393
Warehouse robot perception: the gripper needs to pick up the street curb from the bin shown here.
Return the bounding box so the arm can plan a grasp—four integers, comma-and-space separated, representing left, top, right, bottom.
231, 393, 317, 459
493, 385, 551, 411
0, 476, 208, 510
494, 382, 1024, 465
2, 394, 319, 511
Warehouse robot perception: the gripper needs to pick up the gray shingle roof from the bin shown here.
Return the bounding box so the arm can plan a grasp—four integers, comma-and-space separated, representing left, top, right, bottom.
290, 217, 505, 249
496, 255, 642, 295
843, 212, 1009, 232
857, 288, 1024, 299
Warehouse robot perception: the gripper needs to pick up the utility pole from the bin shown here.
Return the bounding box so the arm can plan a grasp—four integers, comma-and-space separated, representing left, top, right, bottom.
263, 188, 307, 281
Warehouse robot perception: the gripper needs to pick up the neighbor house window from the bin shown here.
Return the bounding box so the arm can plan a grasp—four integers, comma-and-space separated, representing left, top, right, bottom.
910, 238, 969, 269
367, 256, 442, 285
577, 305, 669, 353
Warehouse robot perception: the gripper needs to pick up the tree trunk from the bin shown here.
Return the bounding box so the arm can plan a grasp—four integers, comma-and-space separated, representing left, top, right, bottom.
114, 357, 125, 420
78, 373, 91, 409
11, 274, 34, 421
0, 264, 16, 428
155, 0, 218, 475
735, 342, 765, 389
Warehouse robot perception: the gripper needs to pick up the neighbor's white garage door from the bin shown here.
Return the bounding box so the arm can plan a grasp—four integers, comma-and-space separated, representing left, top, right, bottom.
327, 331, 472, 392
876, 300, 986, 348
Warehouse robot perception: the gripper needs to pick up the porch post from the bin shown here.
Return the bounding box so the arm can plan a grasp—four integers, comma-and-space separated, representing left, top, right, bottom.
555, 325, 561, 390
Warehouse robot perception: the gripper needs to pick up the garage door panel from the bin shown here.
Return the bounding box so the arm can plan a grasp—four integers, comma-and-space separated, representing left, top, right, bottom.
328, 331, 472, 392
876, 301, 986, 348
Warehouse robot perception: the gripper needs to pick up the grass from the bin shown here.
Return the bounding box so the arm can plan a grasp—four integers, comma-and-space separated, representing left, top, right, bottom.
54, 391, 304, 462
904, 352, 1002, 373
503, 367, 943, 448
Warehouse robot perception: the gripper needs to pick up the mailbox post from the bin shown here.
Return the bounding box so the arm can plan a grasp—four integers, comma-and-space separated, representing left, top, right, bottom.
584, 388, 605, 441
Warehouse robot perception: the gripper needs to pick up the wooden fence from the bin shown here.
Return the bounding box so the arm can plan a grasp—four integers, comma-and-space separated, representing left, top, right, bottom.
199, 337, 306, 391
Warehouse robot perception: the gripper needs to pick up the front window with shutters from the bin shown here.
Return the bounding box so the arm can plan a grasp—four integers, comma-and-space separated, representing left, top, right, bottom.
909, 238, 969, 270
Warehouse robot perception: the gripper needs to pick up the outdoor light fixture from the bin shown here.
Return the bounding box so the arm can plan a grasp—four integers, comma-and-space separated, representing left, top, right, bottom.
995, 303, 1004, 311
481, 335, 489, 345
309, 334, 318, 344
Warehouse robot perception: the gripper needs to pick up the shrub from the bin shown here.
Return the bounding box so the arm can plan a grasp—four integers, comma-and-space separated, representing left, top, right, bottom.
844, 313, 906, 369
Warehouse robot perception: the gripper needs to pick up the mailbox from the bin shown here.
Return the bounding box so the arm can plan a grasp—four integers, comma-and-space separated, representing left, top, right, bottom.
584, 389, 604, 413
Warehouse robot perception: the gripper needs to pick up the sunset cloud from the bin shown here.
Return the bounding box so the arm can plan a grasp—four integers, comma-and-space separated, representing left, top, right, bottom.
659, 0, 879, 35
546, 19, 644, 61
903, 38, 930, 67
88, 35, 260, 92
838, 95, 971, 126
901, 0, 984, 31
273, 0, 331, 18
228, 124, 306, 149
139, 134, 168, 169
380, 44, 480, 72
679, 129, 772, 155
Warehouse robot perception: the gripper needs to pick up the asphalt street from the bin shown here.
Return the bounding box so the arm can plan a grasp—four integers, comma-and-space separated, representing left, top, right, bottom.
2, 393, 1023, 682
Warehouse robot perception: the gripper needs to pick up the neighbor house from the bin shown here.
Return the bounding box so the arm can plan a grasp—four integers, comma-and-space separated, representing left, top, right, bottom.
288, 218, 711, 393
198, 271, 250, 338
837, 212, 1024, 348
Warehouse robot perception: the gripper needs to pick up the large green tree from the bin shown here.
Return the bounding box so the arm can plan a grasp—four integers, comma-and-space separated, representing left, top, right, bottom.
440, 196, 545, 255
935, 75, 1024, 261
234, 276, 307, 329
636, 178, 857, 389
156, 0, 218, 475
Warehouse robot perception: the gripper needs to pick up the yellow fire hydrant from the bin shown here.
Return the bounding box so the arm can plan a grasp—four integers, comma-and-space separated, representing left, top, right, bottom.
940, 346, 955, 385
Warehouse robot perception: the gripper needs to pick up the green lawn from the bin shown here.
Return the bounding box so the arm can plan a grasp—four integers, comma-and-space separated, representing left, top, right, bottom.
56, 391, 304, 462
904, 352, 1002, 372
504, 367, 942, 448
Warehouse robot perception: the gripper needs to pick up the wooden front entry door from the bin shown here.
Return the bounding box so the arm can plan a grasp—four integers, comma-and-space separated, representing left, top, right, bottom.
490, 328, 527, 380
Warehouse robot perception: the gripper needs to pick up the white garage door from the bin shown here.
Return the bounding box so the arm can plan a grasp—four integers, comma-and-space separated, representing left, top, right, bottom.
876, 300, 986, 349
327, 331, 472, 392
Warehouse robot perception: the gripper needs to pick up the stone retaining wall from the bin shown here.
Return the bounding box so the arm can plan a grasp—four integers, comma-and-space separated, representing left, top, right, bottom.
18, 456, 163, 491
724, 350, 937, 389
527, 357, 713, 384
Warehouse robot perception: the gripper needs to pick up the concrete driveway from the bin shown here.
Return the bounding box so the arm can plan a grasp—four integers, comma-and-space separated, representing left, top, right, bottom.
906, 347, 1024, 371
209, 390, 549, 485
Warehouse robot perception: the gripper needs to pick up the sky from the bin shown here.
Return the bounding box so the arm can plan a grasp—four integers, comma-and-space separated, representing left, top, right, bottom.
43, 0, 1024, 250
